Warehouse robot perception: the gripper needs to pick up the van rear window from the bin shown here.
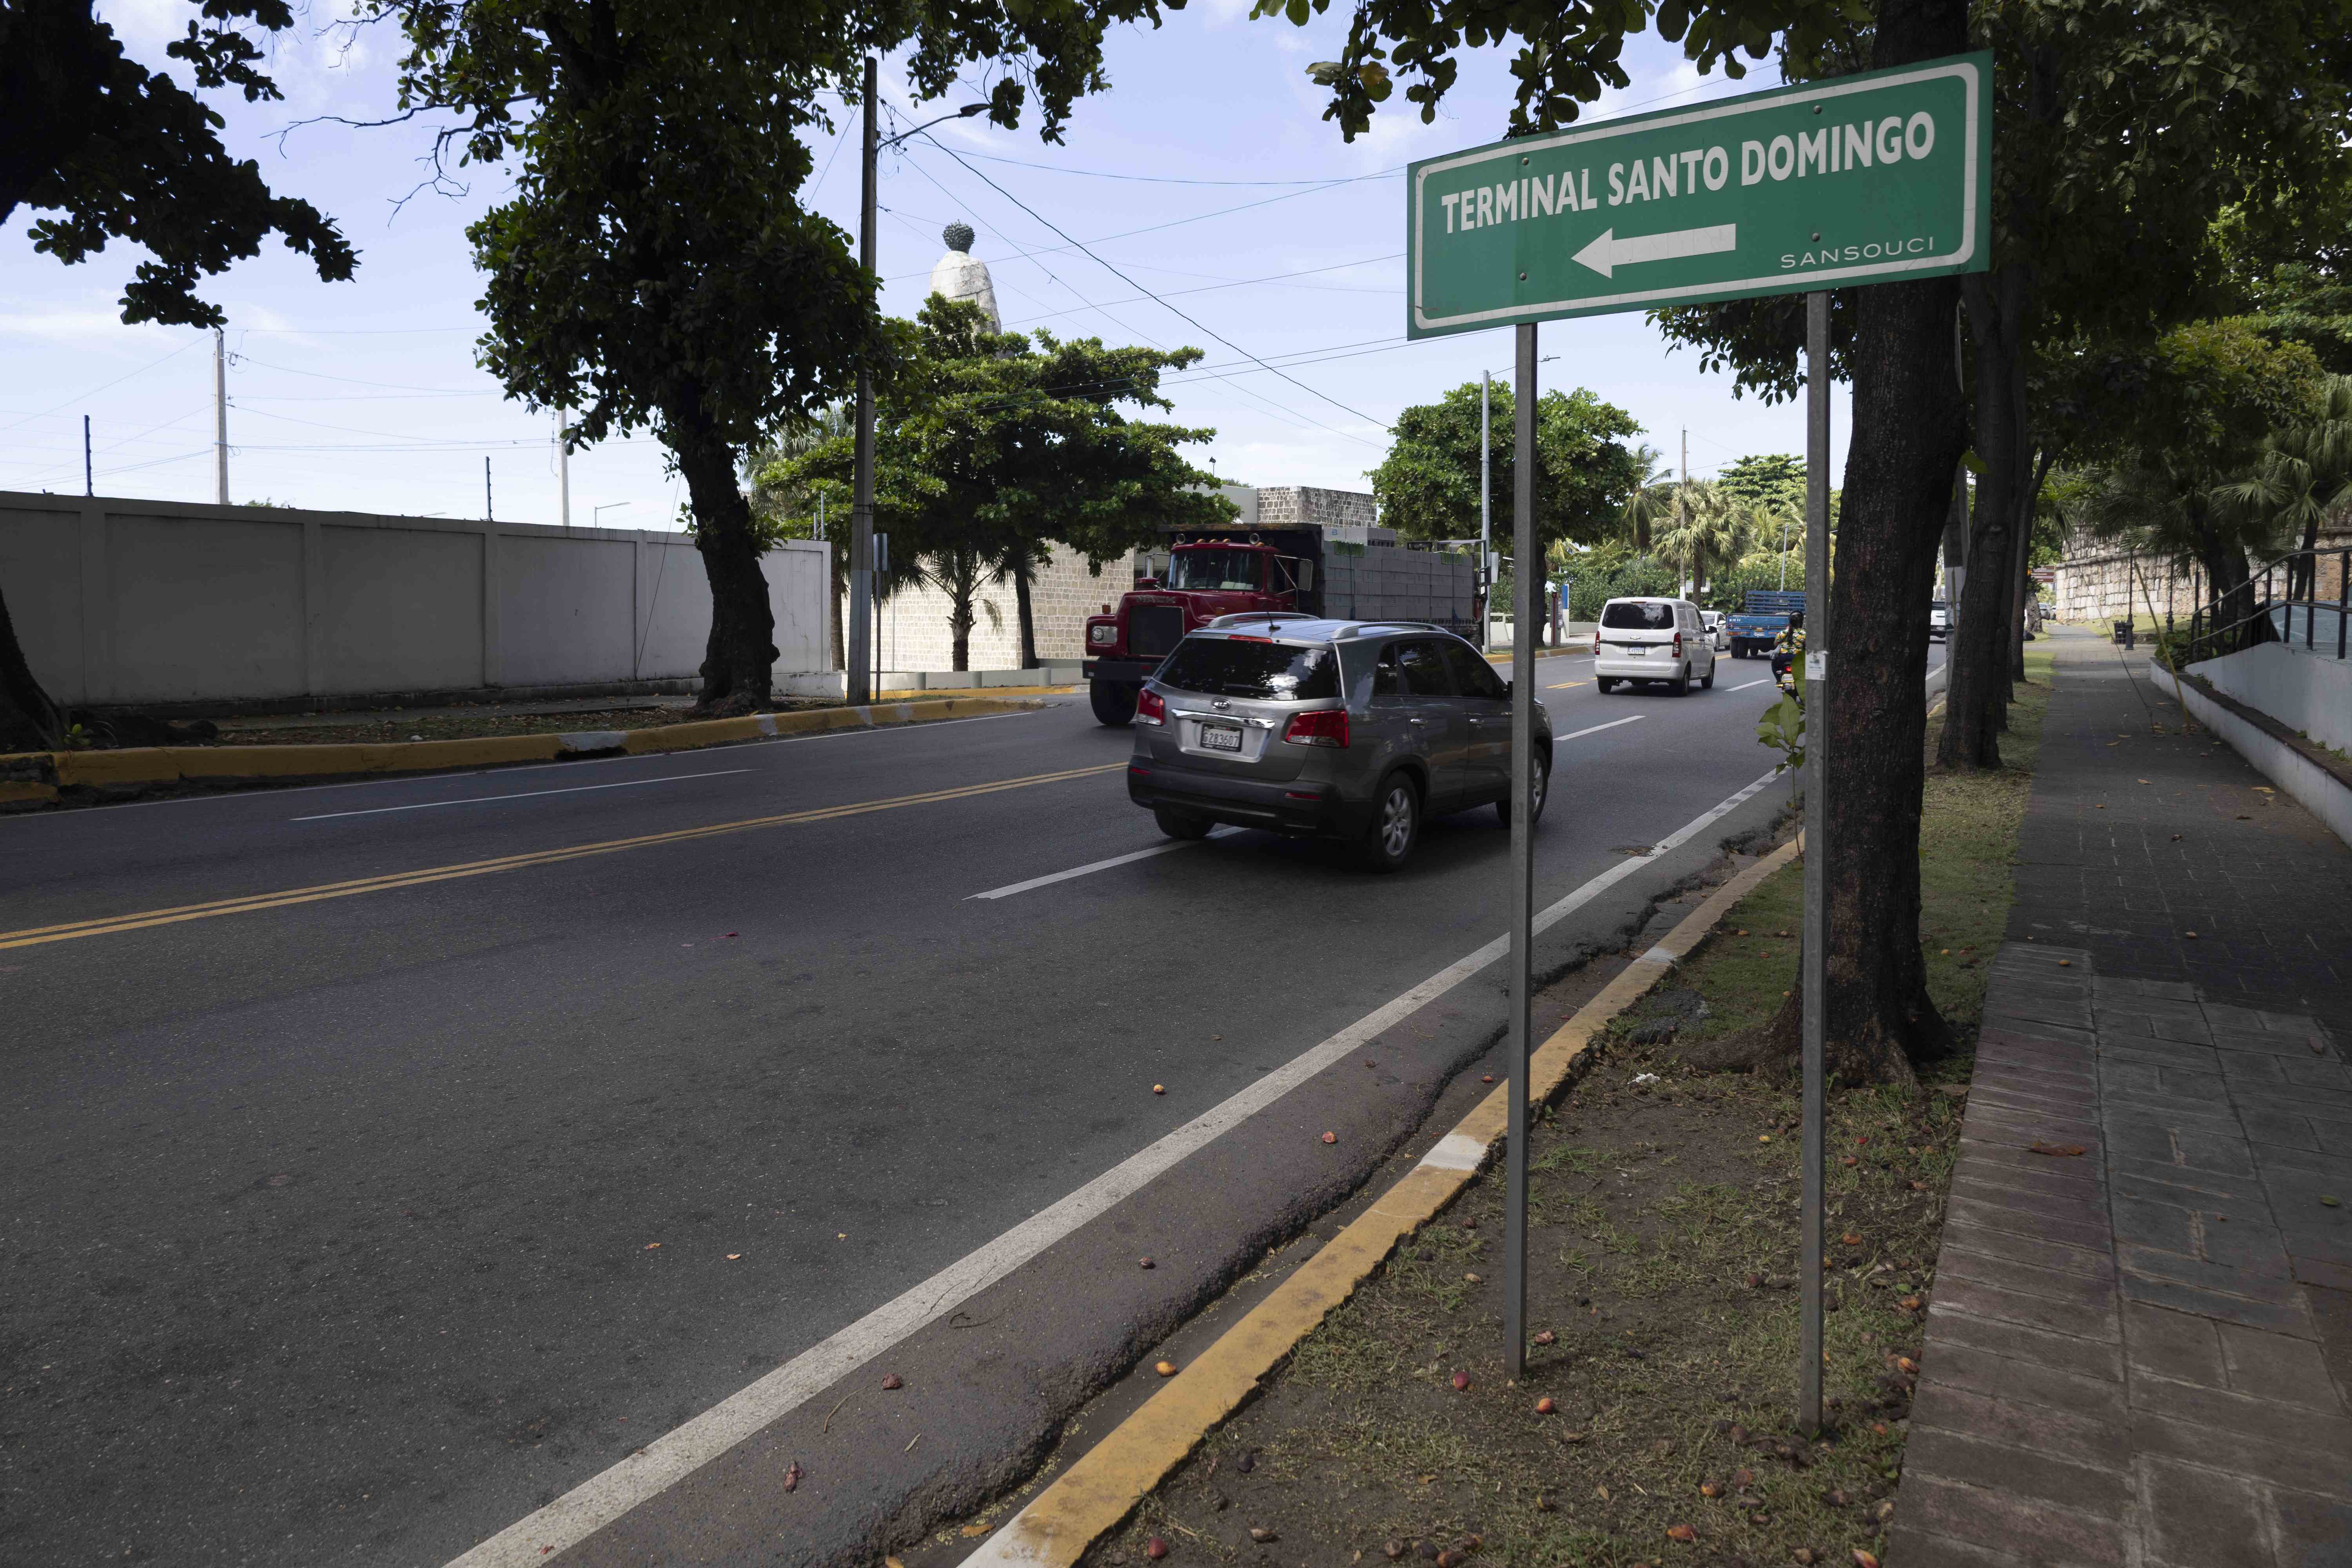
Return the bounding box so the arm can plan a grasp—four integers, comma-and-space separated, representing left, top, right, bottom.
1602, 601, 1675, 630
1156, 637, 1339, 700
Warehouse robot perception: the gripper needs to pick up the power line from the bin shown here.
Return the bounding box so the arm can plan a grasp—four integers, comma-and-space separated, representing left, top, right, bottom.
914, 134, 1396, 436
926, 145, 1405, 187
999, 252, 1403, 327
0, 337, 202, 436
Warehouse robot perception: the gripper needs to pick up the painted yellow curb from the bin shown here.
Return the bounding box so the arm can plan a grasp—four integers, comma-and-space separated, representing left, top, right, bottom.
0, 696, 1042, 797
966, 833, 1804, 1568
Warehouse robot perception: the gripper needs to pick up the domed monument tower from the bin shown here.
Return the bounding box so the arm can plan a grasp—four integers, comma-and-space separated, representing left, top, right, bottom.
927, 221, 1000, 331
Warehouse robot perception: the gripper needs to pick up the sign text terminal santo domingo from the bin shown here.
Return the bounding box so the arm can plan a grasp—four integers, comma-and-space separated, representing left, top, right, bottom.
1437, 110, 1948, 276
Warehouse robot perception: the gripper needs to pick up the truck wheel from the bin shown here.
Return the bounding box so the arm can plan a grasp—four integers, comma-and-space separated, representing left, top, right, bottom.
1089, 680, 1137, 726
1154, 808, 1212, 841
1359, 772, 1421, 873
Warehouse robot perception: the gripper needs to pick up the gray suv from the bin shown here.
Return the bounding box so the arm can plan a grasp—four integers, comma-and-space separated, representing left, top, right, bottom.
1124, 618, 1553, 871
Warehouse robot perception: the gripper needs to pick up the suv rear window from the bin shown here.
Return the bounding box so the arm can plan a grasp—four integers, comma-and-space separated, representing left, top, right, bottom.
1156, 636, 1339, 700
1602, 601, 1675, 630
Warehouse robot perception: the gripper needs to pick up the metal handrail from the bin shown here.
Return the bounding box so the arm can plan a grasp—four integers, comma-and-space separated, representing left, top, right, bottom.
2180, 544, 2351, 665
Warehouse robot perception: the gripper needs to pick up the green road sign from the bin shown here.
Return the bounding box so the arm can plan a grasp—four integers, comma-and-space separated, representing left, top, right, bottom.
1406, 53, 1991, 338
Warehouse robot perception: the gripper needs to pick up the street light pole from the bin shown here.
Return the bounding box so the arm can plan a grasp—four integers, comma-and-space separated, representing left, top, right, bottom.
1480, 370, 1491, 648
848, 55, 880, 707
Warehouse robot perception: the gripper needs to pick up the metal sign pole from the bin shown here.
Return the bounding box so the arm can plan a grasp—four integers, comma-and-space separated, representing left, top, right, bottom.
1798, 289, 1831, 1436
1503, 320, 1537, 1379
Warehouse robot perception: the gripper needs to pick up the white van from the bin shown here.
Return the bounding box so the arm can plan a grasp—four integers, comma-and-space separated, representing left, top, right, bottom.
1593, 596, 1719, 695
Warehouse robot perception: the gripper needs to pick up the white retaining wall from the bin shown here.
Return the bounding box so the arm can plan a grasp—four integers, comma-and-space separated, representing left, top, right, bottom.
0, 492, 832, 708
2185, 641, 2352, 759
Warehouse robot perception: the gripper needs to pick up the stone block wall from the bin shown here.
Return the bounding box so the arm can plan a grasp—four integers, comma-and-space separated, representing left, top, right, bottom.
1256, 486, 1379, 534
860, 542, 1136, 671
2049, 525, 2352, 628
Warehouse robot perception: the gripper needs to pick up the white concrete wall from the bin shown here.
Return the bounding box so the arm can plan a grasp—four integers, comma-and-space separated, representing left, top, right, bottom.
0, 491, 832, 708
2186, 641, 2352, 758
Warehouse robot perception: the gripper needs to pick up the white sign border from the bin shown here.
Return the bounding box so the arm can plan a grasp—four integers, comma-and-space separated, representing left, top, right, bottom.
1408, 58, 1985, 335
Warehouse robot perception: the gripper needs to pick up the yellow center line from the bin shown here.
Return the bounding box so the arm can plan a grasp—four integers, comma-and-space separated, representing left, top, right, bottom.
1, 763, 1124, 951
1545, 679, 1590, 690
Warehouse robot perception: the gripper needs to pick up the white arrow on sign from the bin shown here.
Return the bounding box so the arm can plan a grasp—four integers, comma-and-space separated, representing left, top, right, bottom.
1571, 223, 1739, 279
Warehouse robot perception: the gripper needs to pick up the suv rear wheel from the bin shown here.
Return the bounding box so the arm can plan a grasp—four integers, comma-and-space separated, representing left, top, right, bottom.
1495, 751, 1549, 830
1360, 772, 1421, 873
1154, 807, 1212, 840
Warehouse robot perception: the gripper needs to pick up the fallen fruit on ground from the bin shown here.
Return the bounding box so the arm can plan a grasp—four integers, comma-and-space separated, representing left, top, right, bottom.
1450, 1371, 1471, 1391
1536, 1396, 1556, 1414
1155, 1360, 1178, 1377
1146, 1537, 1169, 1560
1666, 1523, 1696, 1543
1140, 1256, 1155, 1268
1383, 1541, 1406, 1559
1248, 1526, 1277, 1543
782, 1460, 802, 1492
880, 1373, 903, 1390
1322, 1131, 1338, 1144
1534, 1329, 1556, 1345
1152, 1083, 1165, 1094
1700, 1479, 1723, 1497
1853, 1552, 1881, 1568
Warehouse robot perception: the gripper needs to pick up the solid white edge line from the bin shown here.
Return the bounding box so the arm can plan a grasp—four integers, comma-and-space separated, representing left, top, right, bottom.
1559, 715, 1644, 742
290, 770, 751, 821
443, 766, 1784, 1568
967, 827, 1242, 901
1731, 679, 1773, 691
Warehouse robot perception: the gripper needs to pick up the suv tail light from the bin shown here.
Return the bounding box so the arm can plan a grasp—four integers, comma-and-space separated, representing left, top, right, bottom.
1283, 708, 1349, 748
1136, 688, 1166, 726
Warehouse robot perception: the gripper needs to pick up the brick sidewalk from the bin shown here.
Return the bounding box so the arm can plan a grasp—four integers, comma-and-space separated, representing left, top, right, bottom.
1891, 631, 2352, 1568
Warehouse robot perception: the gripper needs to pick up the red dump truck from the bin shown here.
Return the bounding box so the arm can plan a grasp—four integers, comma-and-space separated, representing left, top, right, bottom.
1081, 526, 1475, 725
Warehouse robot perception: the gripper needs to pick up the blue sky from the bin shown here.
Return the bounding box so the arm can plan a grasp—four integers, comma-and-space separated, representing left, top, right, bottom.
0, 0, 1848, 527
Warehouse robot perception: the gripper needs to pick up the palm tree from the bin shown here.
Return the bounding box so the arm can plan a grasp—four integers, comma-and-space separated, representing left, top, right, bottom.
2213, 373, 2352, 607
1651, 480, 1753, 598
1616, 445, 1676, 551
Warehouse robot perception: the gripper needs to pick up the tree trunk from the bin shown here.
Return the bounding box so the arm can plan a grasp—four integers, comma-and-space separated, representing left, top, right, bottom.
1795, 0, 1973, 1086
679, 423, 778, 715
0, 582, 63, 752
2007, 452, 2051, 684
1014, 555, 1038, 670
1938, 263, 2029, 769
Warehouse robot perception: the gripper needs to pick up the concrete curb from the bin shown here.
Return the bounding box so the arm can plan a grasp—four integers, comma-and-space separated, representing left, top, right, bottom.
963, 833, 1806, 1568
0, 696, 1045, 808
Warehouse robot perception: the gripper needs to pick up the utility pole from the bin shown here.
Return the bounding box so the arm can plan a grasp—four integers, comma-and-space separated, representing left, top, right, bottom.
1678, 426, 1690, 595
1480, 370, 1492, 648
83, 416, 93, 497
847, 55, 880, 706
556, 409, 571, 531
213, 326, 229, 505
1798, 290, 1832, 1437
485, 456, 493, 522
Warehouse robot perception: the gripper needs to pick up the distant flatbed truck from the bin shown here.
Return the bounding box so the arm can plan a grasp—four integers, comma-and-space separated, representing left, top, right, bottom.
1726, 590, 1806, 660
1082, 527, 1474, 725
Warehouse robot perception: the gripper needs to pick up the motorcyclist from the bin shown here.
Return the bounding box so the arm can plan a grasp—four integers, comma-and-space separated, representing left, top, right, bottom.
1771, 611, 1807, 692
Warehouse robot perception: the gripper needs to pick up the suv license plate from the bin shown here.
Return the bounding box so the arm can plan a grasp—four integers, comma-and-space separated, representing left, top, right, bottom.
1200, 722, 1243, 752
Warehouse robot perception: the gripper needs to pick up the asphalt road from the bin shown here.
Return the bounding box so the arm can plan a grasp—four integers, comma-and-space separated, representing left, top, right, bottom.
1, 651, 1822, 1565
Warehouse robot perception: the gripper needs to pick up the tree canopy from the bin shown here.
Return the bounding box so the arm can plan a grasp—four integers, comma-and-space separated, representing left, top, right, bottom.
1368, 380, 1645, 553
1, 0, 357, 326
374, 0, 1181, 710
780, 296, 1232, 668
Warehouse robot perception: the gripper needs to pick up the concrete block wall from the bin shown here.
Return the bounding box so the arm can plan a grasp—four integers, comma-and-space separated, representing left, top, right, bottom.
2047, 526, 2352, 628
860, 542, 1137, 671
0, 491, 832, 709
